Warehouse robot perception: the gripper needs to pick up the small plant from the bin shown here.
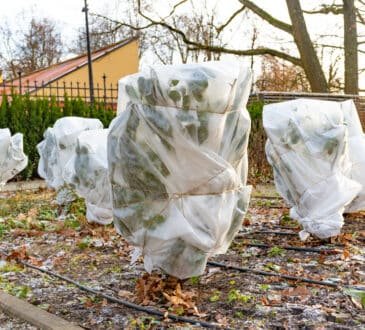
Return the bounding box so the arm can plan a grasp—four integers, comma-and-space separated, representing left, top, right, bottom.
259, 284, 270, 292
227, 289, 253, 304
0, 262, 23, 273
0, 223, 9, 237
78, 236, 92, 249
64, 216, 81, 230
268, 246, 286, 257
130, 316, 159, 330
264, 263, 281, 272
12, 285, 30, 299
189, 276, 200, 285
280, 214, 298, 227
234, 311, 244, 318
209, 290, 221, 302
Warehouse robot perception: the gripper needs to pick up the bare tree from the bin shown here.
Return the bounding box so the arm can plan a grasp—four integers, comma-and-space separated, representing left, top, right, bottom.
300, 0, 362, 94
17, 18, 63, 74
0, 22, 21, 79
93, 0, 364, 93
343, 0, 359, 94
70, 14, 136, 54
255, 55, 310, 92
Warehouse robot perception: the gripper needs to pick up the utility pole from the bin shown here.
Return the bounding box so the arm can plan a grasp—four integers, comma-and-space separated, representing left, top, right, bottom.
82, 0, 95, 106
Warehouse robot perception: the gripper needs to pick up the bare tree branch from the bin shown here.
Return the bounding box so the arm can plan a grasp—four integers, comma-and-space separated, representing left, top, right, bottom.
161, 0, 188, 20
356, 9, 365, 24
214, 5, 246, 34
237, 0, 292, 34
187, 46, 301, 65
303, 4, 343, 15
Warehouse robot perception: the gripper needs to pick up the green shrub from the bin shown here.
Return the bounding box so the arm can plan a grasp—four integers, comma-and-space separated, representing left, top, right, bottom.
0, 92, 115, 179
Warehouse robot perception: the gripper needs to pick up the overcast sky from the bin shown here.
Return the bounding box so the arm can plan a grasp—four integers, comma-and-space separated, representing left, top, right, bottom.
1, 0, 364, 89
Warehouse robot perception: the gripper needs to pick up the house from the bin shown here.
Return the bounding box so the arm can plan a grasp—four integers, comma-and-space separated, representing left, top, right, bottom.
0, 36, 139, 103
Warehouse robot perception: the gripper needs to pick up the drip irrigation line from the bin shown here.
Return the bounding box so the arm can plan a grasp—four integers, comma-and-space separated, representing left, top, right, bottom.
239, 230, 298, 236
19, 260, 228, 330
207, 261, 365, 291
252, 196, 282, 200
238, 242, 341, 254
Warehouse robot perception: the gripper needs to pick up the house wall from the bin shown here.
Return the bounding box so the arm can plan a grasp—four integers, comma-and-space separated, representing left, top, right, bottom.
37, 39, 139, 101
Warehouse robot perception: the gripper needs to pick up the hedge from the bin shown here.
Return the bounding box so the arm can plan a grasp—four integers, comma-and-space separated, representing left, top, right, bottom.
0, 93, 115, 179
0, 94, 270, 182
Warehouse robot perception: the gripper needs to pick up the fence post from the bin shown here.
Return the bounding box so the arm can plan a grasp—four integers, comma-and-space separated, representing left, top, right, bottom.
18, 72, 22, 94
42, 81, 45, 98
83, 82, 87, 103
56, 81, 60, 105
102, 74, 107, 106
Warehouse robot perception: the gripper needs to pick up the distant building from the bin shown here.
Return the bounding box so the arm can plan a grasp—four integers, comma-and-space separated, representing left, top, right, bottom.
1, 36, 139, 103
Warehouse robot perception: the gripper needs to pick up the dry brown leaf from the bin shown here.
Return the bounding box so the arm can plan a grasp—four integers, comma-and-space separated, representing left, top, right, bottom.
27, 208, 39, 218
135, 273, 199, 315
28, 256, 43, 266
281, 285, 311, 297
118, 290, 134, 299
16, 213, 27, 221
342, 249, 351, 260
7, 246, 28, 261
261, 296, 270, 306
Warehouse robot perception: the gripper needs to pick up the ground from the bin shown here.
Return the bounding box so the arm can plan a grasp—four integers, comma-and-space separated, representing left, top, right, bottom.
0, 310, 37, 330
0, 187, 364, 329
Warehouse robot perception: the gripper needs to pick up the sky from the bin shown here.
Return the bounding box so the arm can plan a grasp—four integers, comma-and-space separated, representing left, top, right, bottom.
0, 0, 364, 90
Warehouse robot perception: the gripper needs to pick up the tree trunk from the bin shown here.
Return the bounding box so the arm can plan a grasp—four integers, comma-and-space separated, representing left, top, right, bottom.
286, 0, 329, 92
343, 0, 358, 94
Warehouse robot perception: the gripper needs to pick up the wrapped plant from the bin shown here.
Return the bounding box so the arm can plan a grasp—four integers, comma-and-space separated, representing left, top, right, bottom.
37, 117, 103, 205
109, 61, 252, 279
340, 100, 365, 212
0, 128, 28, 187
264, 99, 361, 240
64, 129, 112, 224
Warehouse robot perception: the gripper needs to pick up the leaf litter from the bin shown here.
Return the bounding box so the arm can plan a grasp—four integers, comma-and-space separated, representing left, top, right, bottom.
0, 186, 364, 329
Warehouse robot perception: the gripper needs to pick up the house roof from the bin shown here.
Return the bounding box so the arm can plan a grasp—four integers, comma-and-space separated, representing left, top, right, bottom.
5, 36, 138, 88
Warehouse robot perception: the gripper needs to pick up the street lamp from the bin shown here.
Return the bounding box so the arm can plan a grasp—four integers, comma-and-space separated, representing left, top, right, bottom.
82, 0, 95, 106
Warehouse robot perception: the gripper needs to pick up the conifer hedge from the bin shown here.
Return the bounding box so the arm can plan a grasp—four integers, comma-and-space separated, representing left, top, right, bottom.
0, 93, 269, 182
0, 93, 115, 179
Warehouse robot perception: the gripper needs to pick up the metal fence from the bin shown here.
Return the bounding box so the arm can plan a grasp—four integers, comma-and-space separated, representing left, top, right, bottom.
0, 78, 119, 107
1, 81, 365, 121
249, 91, 365, 123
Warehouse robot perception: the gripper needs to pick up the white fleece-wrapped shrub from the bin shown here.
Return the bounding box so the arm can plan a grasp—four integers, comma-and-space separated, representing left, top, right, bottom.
108, 61, 252, 279
64, 129, 112, 224
37, 117, 103, 204
0, 129, 28, 186
264, 99, 361, 240
341, 100, 365, 212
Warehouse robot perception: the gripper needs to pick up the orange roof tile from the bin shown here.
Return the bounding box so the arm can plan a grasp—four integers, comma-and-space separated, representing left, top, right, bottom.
4, 36, 138, 89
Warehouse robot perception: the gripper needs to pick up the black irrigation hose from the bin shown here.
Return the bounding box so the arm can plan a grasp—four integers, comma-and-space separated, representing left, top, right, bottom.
239, 242, 341, 254
207, 261, 365, 291
251, 196, 282, 200
239, 230, 298, 236
19, 260, 229, 330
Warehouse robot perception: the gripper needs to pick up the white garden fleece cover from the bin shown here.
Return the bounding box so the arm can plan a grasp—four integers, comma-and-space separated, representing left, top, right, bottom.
264, 99, 361, 240
0, 128, 28, 186
37, 117, 103, 204
64, 129, 113, 225
341, 100, 365, 212
108, 61, 252, 279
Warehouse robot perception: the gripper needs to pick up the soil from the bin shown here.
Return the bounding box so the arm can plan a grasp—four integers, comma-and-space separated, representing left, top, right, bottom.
0, 186, 364, 329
